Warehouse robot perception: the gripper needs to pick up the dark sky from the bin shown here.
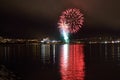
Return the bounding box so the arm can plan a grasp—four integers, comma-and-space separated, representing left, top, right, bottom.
0, 0, 120, 38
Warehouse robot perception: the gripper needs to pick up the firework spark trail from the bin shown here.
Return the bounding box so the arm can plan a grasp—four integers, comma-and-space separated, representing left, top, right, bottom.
58, 8, 84, 33
58, 8, 84, 42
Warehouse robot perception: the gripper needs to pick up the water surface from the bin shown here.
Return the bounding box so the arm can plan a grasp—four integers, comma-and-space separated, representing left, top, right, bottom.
0, 43, 120, 80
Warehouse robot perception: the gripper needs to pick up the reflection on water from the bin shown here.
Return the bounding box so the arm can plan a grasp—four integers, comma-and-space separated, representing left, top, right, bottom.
86, 43, 120, 62
41, 44, 50, 63
0, 43, 120, 80
60, 44, 85, 80
41, 44, 56, 64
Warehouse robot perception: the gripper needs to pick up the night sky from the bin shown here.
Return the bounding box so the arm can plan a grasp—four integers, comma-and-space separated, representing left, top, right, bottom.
0, 0, 120, 39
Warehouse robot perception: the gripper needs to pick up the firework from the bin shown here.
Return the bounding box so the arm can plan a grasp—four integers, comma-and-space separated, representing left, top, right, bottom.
58, 8, 84, 33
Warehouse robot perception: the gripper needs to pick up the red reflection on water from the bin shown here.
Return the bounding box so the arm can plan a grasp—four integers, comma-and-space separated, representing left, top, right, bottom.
60, 44, 85, 80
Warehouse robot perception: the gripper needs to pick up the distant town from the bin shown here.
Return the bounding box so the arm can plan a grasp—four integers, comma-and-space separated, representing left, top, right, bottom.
0, 36, 61, 44
1, 36, 120, 44
0, 36, 39, 43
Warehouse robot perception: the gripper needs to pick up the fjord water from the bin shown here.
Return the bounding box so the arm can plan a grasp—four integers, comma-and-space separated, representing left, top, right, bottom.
0, 43, 120, 80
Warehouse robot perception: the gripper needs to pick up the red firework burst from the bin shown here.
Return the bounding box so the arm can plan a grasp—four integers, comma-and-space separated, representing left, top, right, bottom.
58, 8, 84, 33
